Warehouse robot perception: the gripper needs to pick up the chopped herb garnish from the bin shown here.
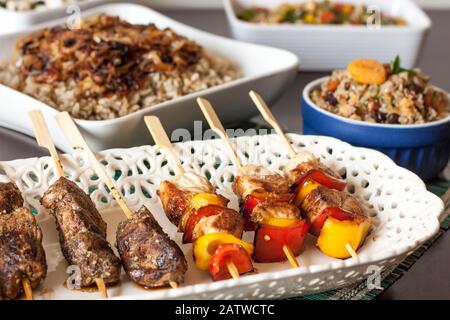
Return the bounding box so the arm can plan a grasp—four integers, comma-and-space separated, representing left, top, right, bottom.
284, 9, 298, 23
238, 9, 258, 21
390, 55, 413, 75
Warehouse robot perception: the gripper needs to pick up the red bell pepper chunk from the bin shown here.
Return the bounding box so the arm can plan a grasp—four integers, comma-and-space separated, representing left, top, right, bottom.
242, 192, 293, 231
253, 220, 310, 263
309, 207, 356, 237
183, 205, 223, 243
321, 11, 336, 23
293, 169, 347, 193
209, 243, 253, 281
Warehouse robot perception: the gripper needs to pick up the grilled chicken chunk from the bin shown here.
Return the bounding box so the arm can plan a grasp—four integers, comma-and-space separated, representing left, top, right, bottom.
251, 202, 301, 225
284, 151, 340, 185
116, 206, 187, 288
158, 173, 214, 226
0, 207, 47, 300
191, 207, 244, 243
232, 165, 290, 199
302, 185, 365, 223
40, 177, 121, 287
0, 182, 24, 214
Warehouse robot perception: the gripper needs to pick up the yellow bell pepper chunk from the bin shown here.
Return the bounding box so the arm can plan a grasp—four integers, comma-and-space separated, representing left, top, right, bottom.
294, 179, 321, 206
317, 216, 371, 259
190, 193, 228, 211
193, 232, 254, 270
261, 217, 299, 228
304, 13, 315, 23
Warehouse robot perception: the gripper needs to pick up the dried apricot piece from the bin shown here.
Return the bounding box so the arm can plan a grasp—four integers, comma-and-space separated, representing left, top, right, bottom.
347, 59, 387, 85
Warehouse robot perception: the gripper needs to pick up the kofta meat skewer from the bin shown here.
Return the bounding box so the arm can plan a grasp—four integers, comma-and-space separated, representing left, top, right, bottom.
249, 91, 371, 259
145, 116, 252, 281
197, 98, 305, 268
0, 182, 47, 300
29, 110, 119, 298
55, 112, 187, 289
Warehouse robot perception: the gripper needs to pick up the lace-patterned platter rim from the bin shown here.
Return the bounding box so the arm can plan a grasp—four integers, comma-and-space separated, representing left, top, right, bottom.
0, 134, 445, 300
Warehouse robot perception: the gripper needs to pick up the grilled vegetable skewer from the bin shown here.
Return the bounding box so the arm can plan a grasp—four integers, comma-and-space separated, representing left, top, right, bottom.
0, 182, 47, 300
145, 115, 253, 281
55, 112, 187, 289
29, 110, 117, 299
249, 91, 371, 259
197, 97, 307, 268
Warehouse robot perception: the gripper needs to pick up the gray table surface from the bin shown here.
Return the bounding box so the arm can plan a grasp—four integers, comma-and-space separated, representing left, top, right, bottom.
0, 8, 449, 300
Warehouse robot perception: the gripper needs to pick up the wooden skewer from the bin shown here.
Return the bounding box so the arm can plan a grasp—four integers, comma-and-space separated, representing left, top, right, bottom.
95, 278, 108, 299
249, 91, 297, 158
56, 112, 182, 289
249, 91, 358, 260
144, 116, 185, 176
197, 97, 299, 269
345, 243, 358, 259
144, 115, 242, 279
29, 110, 65, 178
29, 110, 109, 299
54, 112, 133, 220
22, 278, 33, 300
195, 99, 243, 173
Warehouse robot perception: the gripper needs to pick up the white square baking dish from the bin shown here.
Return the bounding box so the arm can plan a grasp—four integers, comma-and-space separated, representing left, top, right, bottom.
224, 0, 431, 71
0, 3, 299, 152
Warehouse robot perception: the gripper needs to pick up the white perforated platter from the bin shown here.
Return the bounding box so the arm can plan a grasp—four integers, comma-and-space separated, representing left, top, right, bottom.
0, 134, 444, 300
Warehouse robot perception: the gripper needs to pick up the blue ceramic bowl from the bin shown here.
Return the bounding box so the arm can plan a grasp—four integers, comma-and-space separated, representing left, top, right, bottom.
302, 77, 450, 181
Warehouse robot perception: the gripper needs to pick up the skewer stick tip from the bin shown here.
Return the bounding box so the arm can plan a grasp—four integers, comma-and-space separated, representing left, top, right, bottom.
345, 243, 358, 259
95, 278, 108, 299
283, 245, 300, 268
226, 261, 240, 280
169, 281, 179, 289
22, 278, 33, 300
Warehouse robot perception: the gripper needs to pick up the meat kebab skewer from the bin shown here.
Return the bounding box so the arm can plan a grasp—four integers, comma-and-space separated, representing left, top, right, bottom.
197, 98, 307, 268
55, 112, 187, 289
29, 110, 119, 299
0, 182, 47, 300
144, 116, 253, 281
249, 91, 371, 259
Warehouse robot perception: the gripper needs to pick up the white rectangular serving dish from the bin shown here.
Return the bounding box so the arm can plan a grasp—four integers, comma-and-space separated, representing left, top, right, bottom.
0, 3, 298, 152
0, 133, 444, 300
224, 0, 431, 71
0, 0, 115, 35
136, 0, 223, 9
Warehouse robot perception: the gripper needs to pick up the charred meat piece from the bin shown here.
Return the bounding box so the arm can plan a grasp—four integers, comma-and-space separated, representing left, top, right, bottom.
157, 180, 193, 227
40, 177, 121, 287
251, 202, 301, 225
0, 182, 24, 214
284, 152, 340, 185
41, 177, 107, 237
191, 206, 244, 243
158, 173, 214, 227
232, 165, 290, 199
0, 207, 47, 300
116, 206, 187, 288
302, 185, 364, 223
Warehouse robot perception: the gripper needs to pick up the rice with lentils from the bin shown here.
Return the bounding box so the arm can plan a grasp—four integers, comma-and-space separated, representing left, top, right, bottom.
0, 15, 240, 120
310, 59, 449, 124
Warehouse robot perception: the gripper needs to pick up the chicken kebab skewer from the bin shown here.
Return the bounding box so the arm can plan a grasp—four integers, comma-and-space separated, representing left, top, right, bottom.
144, 116, 254, 281
197, 98, 309, 268
29, 110, 119, 299
0, 182, 47, 300
249, 91, 371, 259
55, 112, 187, 289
